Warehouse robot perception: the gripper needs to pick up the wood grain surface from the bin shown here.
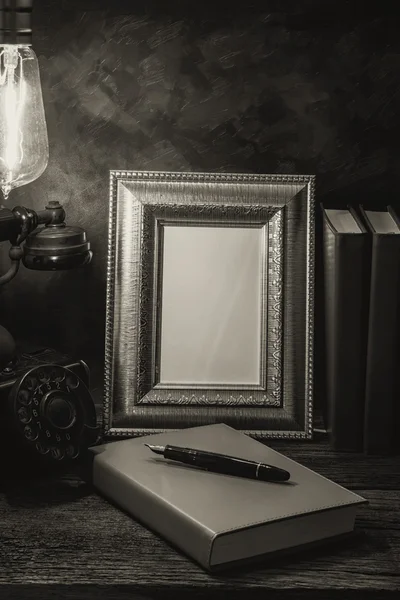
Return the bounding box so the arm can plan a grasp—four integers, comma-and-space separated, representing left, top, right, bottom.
1, 438, 399, 599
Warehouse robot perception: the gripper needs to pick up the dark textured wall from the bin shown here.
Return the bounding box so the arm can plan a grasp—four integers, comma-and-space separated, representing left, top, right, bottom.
0, 0, 399, 405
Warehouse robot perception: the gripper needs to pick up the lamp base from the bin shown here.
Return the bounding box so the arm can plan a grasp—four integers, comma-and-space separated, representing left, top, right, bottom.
0, 324, 16, 371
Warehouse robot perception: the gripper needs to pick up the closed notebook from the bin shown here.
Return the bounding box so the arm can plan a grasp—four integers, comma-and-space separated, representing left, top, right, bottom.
88, 424, 366, 572
322, 205, 371, 451
359, 206, 400, 455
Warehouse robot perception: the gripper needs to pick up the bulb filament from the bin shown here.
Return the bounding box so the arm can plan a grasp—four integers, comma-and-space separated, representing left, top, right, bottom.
0, 45, 26, 198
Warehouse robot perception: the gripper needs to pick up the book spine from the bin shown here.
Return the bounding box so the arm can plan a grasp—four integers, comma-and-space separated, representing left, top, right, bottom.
364, 235, 400, 454
323, 219, 371, 451
92, 457, 214, 570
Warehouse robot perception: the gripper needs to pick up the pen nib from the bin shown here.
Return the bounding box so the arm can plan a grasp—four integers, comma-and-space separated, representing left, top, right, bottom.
144, 444, 165, 455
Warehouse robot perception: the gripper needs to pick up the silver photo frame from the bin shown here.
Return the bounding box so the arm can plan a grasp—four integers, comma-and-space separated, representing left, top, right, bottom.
103, 171, 315, 439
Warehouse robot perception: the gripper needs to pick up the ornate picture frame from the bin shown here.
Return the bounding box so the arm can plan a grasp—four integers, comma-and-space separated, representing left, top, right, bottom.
103, 171, 315, 439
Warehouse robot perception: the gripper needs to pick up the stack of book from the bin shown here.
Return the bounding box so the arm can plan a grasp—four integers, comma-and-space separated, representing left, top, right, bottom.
322, 204, 400, 455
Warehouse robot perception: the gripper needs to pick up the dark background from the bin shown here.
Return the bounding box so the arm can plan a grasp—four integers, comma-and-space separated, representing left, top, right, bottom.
0, 0, 399, 407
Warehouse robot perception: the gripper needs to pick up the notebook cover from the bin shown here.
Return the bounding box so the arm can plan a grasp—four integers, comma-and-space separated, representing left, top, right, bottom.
359, 206, 400, 455
88, 424, 366, 571
322, 205, 371, 451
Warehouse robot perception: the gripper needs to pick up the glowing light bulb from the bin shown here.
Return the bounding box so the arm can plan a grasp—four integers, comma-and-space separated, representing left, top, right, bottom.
0, 44, 48, 204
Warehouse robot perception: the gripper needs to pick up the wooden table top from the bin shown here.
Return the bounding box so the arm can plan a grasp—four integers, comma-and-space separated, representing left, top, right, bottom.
1, 436, 399, 599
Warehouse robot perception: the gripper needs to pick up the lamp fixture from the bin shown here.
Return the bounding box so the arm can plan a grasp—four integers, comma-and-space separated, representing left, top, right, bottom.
0, 0, 92, 282
0, 0, 92, 368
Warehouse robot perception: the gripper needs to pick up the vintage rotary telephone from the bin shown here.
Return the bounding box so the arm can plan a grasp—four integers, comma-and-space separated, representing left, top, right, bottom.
0, 201, 99, 470
0, 0, 99, 470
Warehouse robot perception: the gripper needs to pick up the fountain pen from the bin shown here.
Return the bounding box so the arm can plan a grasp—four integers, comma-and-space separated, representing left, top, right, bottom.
144, 444, 290, 482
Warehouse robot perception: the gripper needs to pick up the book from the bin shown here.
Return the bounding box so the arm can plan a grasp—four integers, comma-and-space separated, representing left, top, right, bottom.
88, 423, 367, 572
322, 205, 372, 451
359, 206, 400, 455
